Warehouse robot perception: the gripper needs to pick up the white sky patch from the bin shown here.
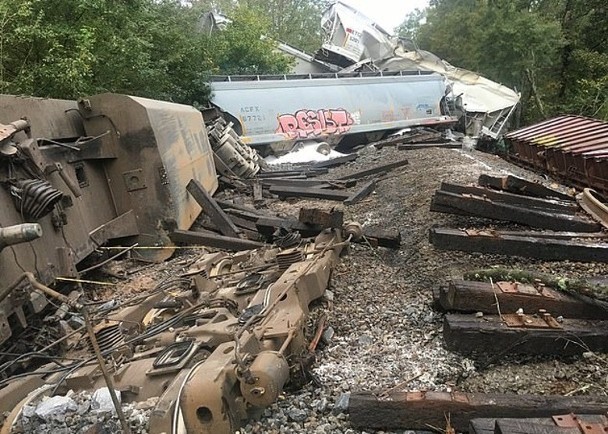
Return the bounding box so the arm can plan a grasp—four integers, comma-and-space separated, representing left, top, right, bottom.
341, 0, 430, 33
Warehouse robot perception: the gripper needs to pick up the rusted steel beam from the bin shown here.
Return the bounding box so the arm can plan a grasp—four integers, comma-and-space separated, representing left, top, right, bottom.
478, 174, 574, 201
268, 185, 351, 201
443, 313, 608, 356
430, 190, 599, 232
186, 179, 241, 238
337, 158, 409, 181
440, 182, 578, 214
429, 228, 608, 262
435, 280, 608, 320
170, 229, 264, 251
344, 180, 376, 205
470, 414, 608, 434
349, 391, 608, 432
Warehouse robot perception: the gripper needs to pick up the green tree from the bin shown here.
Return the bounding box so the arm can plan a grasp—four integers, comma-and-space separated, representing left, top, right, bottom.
0, 0, 292, 104
207, 6, 293, 75
402, 0, 608, 121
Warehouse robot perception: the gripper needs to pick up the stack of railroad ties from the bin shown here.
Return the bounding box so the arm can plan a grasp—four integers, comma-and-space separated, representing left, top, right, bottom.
348, 172, 608, 433
428, 173, 608, 357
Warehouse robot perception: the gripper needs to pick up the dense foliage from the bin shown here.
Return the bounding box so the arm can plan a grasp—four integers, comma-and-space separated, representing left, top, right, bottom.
0, 0, 298, 105
398, 0, 608, 123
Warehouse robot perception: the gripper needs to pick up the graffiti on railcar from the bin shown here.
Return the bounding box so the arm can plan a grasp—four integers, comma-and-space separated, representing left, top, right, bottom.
276, 108, 355, 139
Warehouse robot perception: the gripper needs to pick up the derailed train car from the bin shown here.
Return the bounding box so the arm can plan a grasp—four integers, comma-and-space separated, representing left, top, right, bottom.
0, 94, 217, 348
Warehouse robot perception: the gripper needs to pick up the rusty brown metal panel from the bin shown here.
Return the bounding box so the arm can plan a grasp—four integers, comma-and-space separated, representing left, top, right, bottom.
0, 95, 85, 139
78, 94, 218, 260
507, 115, 608, 195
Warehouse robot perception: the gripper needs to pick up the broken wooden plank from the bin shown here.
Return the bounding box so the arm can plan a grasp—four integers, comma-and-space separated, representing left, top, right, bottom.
268, 185, 351, 201
478, 174, 574, 201
259, 178, 356, 189
216, 199, 264, 215
257, 168, 328, 178
186, 179, 241, 238
431, 190, 600, 232
349, 391, 608, 432
439, 182, 578, 214
443, 313, 608, 356
429, 228, 608, 262
396, 142, 462, 150
362, 228, 401, 249
259, 178, 331, 188
470, 414, 608, 434
311, 153, 358, 168
482, 230, 608, 240
170, 229, 264, 251
252, 181, 264, 205
337, 159, 409, 181
255, 216, 320, 236
435, 280, 608, 320
344, 180, 375, 205
298, 207, 344, 229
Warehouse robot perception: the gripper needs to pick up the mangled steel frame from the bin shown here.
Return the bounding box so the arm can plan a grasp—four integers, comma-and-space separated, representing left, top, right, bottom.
0, 94, 217, 349
0, 230, 344, 434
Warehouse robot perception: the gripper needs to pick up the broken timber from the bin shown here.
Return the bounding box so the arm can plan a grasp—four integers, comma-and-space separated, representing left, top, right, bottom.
478, 174, 574, 201
435, 280, 608, 320
362, 228, 401, 249
268, 185, 351, 202
439, 182, 578, 214
430, 190, 599, 232
259, 178, 355, 189
348, 391, 608, 432
344, 180, 375, 205
443, 313, 608, 356
470, 414, 608, 434
311, 153, 358, 168
298, 208, 344, 228
257, 168, 328, 178
429, 228, 608, 262
396, 142, 462, 151
337, 158, 409, 181
186, 179, 241, 238
170, 229, 264, 251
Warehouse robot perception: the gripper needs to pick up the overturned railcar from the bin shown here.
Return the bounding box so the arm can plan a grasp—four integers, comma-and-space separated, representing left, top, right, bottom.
0, 94, 217, 347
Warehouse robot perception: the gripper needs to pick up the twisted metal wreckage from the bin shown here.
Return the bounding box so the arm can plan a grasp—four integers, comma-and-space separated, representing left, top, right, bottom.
0, 93, 354, 433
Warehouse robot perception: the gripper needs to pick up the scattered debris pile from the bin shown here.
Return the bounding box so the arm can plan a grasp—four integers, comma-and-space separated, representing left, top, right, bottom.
1, 230, 345, 433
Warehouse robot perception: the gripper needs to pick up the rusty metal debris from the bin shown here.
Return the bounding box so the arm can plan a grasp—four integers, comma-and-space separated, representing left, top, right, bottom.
577, 188, 608, 229
0, 94, 218, 350
0, 230, 345, 433
505, 115, 608, 195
